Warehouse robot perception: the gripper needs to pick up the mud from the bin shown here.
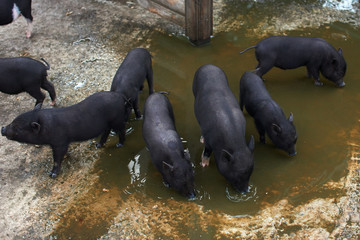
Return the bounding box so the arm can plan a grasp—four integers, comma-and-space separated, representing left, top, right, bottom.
0, 0, 359, 239
0, 0, 180, 238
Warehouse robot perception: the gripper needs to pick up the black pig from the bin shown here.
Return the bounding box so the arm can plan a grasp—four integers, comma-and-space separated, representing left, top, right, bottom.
0, 0, 33, 38
111, 48, 154, 120
1, 91, 128, 178
0, 57, 56, 108
193, 64, 255, 193
142, 93, 195, 199
240, 71, 297, 156
240, 36, 346, 87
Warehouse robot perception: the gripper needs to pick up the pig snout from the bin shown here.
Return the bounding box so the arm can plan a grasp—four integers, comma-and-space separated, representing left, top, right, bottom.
1, 127, 7, 136
288, 146, 297, 157
289, 151, 297, 157
336, 79, 346, 87
241, 186, 250, 193
188, 192, 196, 200
234, 184, 249, 193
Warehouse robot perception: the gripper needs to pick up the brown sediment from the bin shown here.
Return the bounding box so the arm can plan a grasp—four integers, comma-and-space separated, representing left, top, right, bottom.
0, 0, 359, 239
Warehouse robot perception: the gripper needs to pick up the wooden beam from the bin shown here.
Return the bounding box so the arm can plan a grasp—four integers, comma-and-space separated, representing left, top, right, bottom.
152, 0, 185, 15
185, 0, 213, 46
137, 0, 185, 26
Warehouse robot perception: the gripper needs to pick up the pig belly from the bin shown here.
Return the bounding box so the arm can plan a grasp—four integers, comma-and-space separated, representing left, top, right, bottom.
0, 4, 20, 25
63, 119, 110, 142
0, 10, 12, 25
0, 81, 23, 94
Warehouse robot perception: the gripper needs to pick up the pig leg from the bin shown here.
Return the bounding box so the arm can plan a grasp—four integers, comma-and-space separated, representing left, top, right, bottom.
116, 122, 126, 148
124, 105, 132, 122
133, 96, 142, 120
25, 19, 33, 38
239, 95, 244, 111
21, 7, 33, 38
50, 145, 69, 178
147, 67, 154, 94
306, 65, 322, 86
254, 119, 266, 144
201, 144, 212, 167
41, 79, 57, 105
96, 129, 111, 148
254, 57, 275, 78
27, 87, 45, 108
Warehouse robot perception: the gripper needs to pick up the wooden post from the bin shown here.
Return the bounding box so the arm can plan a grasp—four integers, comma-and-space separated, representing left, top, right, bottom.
185, 0, 213, 46
137, 0, 214, 46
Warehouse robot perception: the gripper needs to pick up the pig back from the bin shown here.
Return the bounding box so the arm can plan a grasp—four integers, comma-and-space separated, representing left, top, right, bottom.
110, 48, 152, 95
240, 71, 273, 116
193, 65, 247, 151
142, 93, 180, 154
0, 1, 14, 24
38, 91, 125, 144
0, 57, 48, 93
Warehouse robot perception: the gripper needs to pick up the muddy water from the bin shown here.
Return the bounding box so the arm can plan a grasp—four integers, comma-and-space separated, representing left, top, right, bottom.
51, 1, 360, 239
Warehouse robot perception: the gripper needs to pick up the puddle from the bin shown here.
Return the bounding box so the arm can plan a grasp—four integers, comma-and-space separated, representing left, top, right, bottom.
1, 0, 358, 238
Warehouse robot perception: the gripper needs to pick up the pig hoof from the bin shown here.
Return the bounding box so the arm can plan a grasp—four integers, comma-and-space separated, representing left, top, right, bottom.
116, 143, 123, 148
337, 82, 346, 88
200, 156, 210, 167
135, 115, 143, 120
314, 81, 323, 86
50, 100, 57, 106
289, 151, 297, 157
49, 172, 58, 178
200, 159, 210, 167
200, 136, 204, 144
95, 143, 103, 148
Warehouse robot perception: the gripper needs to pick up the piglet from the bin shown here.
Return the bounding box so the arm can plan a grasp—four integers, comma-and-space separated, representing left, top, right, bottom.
193, 64, 255, 193
0, 57, 56, 108
240, 36, 346, 87
142, 93, 195, 199
111, 48, 154, 120
0, 0, 33, 38
1, 91, 128, 178
240, 71, 297, 156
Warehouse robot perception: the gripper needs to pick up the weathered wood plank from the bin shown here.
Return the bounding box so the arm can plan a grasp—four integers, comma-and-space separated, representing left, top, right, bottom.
137, 0, 185, 26
152, 0, 185, 15
185, 0, 213, 46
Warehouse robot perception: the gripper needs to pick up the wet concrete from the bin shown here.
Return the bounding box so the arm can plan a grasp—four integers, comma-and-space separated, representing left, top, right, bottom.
0, 0, 181, 238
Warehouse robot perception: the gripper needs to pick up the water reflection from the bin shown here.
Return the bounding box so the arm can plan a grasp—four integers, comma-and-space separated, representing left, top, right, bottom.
128, 154, 141, 185
323, 0, 359, 12
225, 184, 258, 203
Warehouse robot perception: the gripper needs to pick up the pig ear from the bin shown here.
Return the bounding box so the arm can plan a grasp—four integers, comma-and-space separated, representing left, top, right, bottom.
31, 122, 41, 134
162, 161, 174, 172
221, 149, 233, 163
338, 48, 343, 56
248, 135, 255, 152
288, 112, 294, 123
272, 123, 282, 135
